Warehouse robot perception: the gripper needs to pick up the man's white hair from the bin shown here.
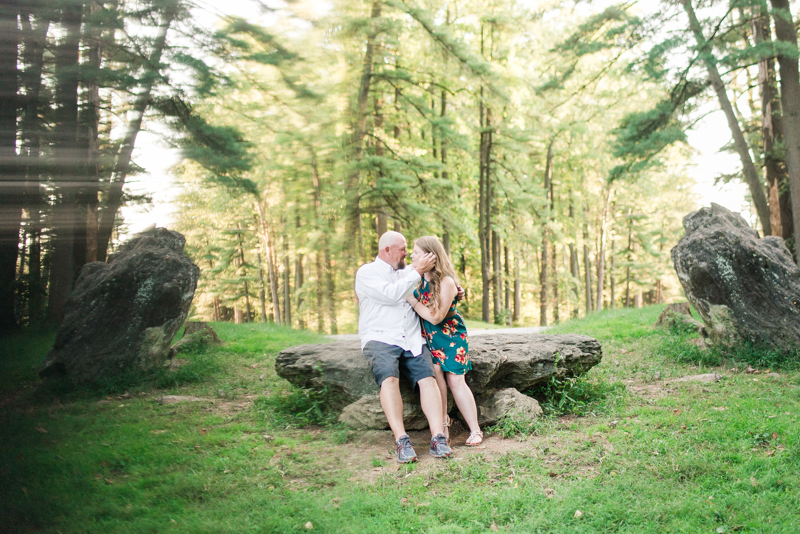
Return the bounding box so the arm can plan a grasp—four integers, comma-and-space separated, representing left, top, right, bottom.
378, 231, 406, 250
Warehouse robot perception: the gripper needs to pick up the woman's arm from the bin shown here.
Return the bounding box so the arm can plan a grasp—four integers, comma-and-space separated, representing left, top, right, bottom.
409, 276, 457, 325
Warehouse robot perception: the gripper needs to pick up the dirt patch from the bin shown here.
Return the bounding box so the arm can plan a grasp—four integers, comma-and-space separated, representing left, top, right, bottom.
345, 428, 545, 484
157, 395, 211, 404
669, 373, 722, 383
623, 380, 675, 399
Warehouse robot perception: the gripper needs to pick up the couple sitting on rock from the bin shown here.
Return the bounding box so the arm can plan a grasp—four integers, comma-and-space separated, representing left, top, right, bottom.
355, 231, 483, 463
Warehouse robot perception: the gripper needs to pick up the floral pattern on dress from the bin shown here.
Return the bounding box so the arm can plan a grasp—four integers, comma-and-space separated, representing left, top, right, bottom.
413, 278, 471, 375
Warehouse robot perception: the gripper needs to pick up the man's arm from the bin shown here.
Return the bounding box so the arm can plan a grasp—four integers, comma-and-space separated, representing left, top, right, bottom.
355, 267, 421, 305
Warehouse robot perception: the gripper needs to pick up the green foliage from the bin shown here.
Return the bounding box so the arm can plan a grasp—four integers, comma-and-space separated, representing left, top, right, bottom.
254, 387, 339, 429
530, 375, 628, 417
661, 333, 800, 371
487, 411, 554, 439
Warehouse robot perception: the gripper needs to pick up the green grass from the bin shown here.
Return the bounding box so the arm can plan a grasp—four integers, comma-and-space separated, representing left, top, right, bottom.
2, 308, 800, 533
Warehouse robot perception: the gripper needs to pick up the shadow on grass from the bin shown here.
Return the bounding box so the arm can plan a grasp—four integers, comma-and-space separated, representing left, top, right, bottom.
659, 329, 800, 371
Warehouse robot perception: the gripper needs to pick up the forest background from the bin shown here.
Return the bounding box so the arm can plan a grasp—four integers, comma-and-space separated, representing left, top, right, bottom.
3, 0, 800, 335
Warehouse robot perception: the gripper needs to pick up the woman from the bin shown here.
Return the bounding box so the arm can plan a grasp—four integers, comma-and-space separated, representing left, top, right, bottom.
406, 236, 483, 446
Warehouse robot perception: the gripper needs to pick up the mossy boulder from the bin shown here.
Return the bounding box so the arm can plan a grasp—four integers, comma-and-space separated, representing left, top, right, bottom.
671, 203, 800, 351
40, 228, 200, 384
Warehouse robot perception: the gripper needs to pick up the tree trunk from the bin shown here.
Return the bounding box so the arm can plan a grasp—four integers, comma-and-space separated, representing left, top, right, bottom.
539, 139, 554, 326
373, 97, 388, 240
625, 218, 633, 307
595, 188, 612, 311
344, 1, 381, 268
82, 0, 102, 264
0, 0, 20, 332
325, 241, 337, 335
48, 1, 83, 323
255, 200, 282, 325
257, 252, 268, 323
769, 0, 800, 260
583, 220, 593, 313
492, 230, 501, 322
295, 253, 304, 330
609, 237, 616, 309
315, 252, 324, 333
752, 5, 792, 239
551, 242, 559, 324
283, 249, 291, 328
513, 251, 521, 325
504, 244, 510, 324
682, 0, 772, 235
237, 223, 252, 323
479, 93, 492, 323
20, 11, 49, 323
568, 198, 580, 318
308, 144, 336, 333
96, 2, 178, 262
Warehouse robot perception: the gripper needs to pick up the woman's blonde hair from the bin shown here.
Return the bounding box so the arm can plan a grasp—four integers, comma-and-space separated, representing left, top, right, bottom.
414, 236, 460, 316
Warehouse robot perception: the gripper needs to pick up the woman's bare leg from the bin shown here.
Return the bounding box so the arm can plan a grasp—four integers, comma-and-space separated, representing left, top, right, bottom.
433, 364, 449, 439
446, 373, 480, 434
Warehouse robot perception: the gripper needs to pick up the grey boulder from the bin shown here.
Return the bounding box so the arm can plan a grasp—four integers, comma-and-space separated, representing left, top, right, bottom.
474, 388, 543, 426
276, 333, 601, 430
671, 203, 800, 351
40, 228, 200, 383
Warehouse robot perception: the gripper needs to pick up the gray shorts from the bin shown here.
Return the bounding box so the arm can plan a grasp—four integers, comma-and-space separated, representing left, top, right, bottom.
362, 341, 435, 391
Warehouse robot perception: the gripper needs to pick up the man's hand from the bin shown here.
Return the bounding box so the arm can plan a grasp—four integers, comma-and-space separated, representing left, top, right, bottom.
455, 285, 466, 302
412, 252, 436, 275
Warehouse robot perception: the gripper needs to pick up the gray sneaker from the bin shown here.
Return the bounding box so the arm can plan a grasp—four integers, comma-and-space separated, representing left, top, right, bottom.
396, 435, 417, 463
430, 433, 453, 458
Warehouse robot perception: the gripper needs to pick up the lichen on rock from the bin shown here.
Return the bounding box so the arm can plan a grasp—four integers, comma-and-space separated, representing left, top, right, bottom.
671, 203, 800, 352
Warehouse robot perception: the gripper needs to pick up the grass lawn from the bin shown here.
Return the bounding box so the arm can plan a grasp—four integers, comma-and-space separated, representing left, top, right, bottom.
1, 307, 799, 533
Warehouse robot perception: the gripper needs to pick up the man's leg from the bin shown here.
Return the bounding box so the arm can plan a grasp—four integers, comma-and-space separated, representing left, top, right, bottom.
379, 376, 407, 441
418, 376, 443, 438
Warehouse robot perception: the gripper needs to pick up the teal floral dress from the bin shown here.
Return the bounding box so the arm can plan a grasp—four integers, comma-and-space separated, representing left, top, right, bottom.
413, 277, 471, 375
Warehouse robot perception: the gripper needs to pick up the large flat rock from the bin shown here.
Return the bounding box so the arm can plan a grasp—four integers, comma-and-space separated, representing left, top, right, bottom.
276, 333, 602, 429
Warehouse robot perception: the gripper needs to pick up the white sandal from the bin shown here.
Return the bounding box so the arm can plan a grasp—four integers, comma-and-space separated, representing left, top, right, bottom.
466, 430, 483, 446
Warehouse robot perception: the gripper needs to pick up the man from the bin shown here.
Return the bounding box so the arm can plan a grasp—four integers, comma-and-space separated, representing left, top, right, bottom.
355, 231, 452, 463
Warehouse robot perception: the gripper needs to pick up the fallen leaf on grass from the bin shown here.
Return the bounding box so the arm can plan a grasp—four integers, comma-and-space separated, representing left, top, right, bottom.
399, 498, 409, 506
304, 522, 313, 530
36, 426, 47, 434
490, 523, 499, 532
21, 488, 28, 496
104, 478, 114, 485
574, 510, 583, 518
415, 502, 430, 507
329, 498, 341, 508
545, 488, 555, 498
151, 430, 167, 434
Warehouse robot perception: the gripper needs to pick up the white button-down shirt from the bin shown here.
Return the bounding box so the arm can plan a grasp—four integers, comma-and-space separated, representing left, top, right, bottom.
355, 257, 423, 355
